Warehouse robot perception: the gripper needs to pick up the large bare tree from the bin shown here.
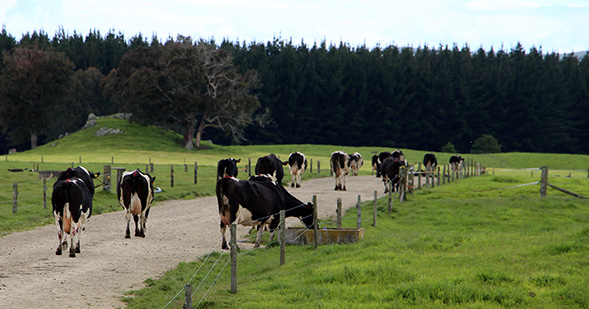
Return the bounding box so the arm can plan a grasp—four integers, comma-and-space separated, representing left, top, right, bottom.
0, 47, 74, 149
105, 37, 263, 149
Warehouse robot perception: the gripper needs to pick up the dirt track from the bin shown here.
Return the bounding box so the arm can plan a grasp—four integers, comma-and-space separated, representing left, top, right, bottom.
0, 175, 387, 308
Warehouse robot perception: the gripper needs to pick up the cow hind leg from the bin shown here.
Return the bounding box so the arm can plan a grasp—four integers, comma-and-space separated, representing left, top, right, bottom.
74, 229, 81, 253
69, 233, 76, 257
138, 214, 147, 238
133, 214, 142, 237
220, 222, 228, 250
125, 211, 132, 238
254, 224, 264, 248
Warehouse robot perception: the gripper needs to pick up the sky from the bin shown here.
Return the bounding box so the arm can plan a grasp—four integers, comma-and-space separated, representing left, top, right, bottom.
1, 0, 588, 54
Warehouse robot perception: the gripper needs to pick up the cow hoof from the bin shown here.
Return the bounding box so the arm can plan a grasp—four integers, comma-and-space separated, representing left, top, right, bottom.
296, 184, 301, 188
55, 248, 62, 255
254, 243, 260, 248
69, 249, 76, 258
125, 234, 131, 239
75, 247, 81, 253
291, 183, 294, 188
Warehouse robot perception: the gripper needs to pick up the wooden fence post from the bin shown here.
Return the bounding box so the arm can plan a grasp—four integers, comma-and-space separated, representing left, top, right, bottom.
317, 161, 321, 174
280, 210, 285, 266
540, 166, 548, 197
103, 165, 111, 192
12, 183, 18, 214
373, 190, 377, 227
388, 182, 392, 214
43, 179, 47, 209
399, 167, 406, 203
230, 223, 237, 293
336, 198, 342, 229
194, 162, 198, 184
116, 168, 126, 189
150, 163, 154, 174
170, 165, 174, 187
356, 195, 361, 229
248, 158, 252, 177
310, 159, 313, 173
183, 284, 192, 309
417, 163, 422, 189
442, 165, 446, 184
184, 159, 188, 173
313, 195, 318, 250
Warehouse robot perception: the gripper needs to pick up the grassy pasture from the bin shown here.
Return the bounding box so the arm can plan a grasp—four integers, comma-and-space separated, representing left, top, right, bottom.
125, 171, 589, 308
1, 117, 588, 307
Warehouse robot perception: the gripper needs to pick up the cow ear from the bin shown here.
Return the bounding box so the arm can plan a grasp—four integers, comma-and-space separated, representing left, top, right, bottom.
94, 172, 101, 179
236, 158, 241, 163
151, 176, 156, 184
282, 161, 288, 166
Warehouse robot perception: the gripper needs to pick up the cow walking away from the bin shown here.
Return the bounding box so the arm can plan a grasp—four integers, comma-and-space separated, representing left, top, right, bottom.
371, 154, 379, 175
255, 154, 288, 185
117, 169, 156, 238
52, 177, 92, 257
423, 153, 437, 182
375, 151, 391, 177
449, 155, 464, 172
348, 152, 363, 176
288, 152, 307, 188
216, 177, 315, 249
380, 157, 404, 193
391, 149, 408, 166
217, 158, 241, 180
330, 151, 349, 191
56, 166, 100, 198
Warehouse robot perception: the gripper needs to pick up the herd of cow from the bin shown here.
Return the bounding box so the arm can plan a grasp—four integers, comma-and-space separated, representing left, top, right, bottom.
50, 151, 466, 257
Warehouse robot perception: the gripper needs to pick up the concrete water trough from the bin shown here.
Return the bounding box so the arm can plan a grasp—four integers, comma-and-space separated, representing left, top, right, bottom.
285, 227, 365, 245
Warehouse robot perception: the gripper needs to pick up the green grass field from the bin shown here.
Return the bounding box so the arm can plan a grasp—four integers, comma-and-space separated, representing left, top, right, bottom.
125, 172, 589, 308
1, 116, 588, 307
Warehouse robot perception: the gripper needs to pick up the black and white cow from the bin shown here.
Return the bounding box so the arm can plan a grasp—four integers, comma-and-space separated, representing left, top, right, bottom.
52, 177, 92, 257
216, 176, 315, 249
449, 155, 464, 172
423, 153, 437, 173
391, 149, 408, 166
330, 151, 349, 191
348, 152, 363, 176
56, 166, 100, 198
375, 151, 391, 177
371, 154, 379, 175
288, 152, 307, 188
217, 158, 241, 180
117, 169, 156, 238
255, 154, 288, 185
380, 157, 404, 193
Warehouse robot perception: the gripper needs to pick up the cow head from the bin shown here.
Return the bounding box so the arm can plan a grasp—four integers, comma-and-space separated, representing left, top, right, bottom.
301, 202, 315, 229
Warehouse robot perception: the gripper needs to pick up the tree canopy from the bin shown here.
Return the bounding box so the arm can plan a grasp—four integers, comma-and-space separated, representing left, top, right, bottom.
0, 47, 74, 149
104, 36, 261, 149
1, 28, 588, 154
